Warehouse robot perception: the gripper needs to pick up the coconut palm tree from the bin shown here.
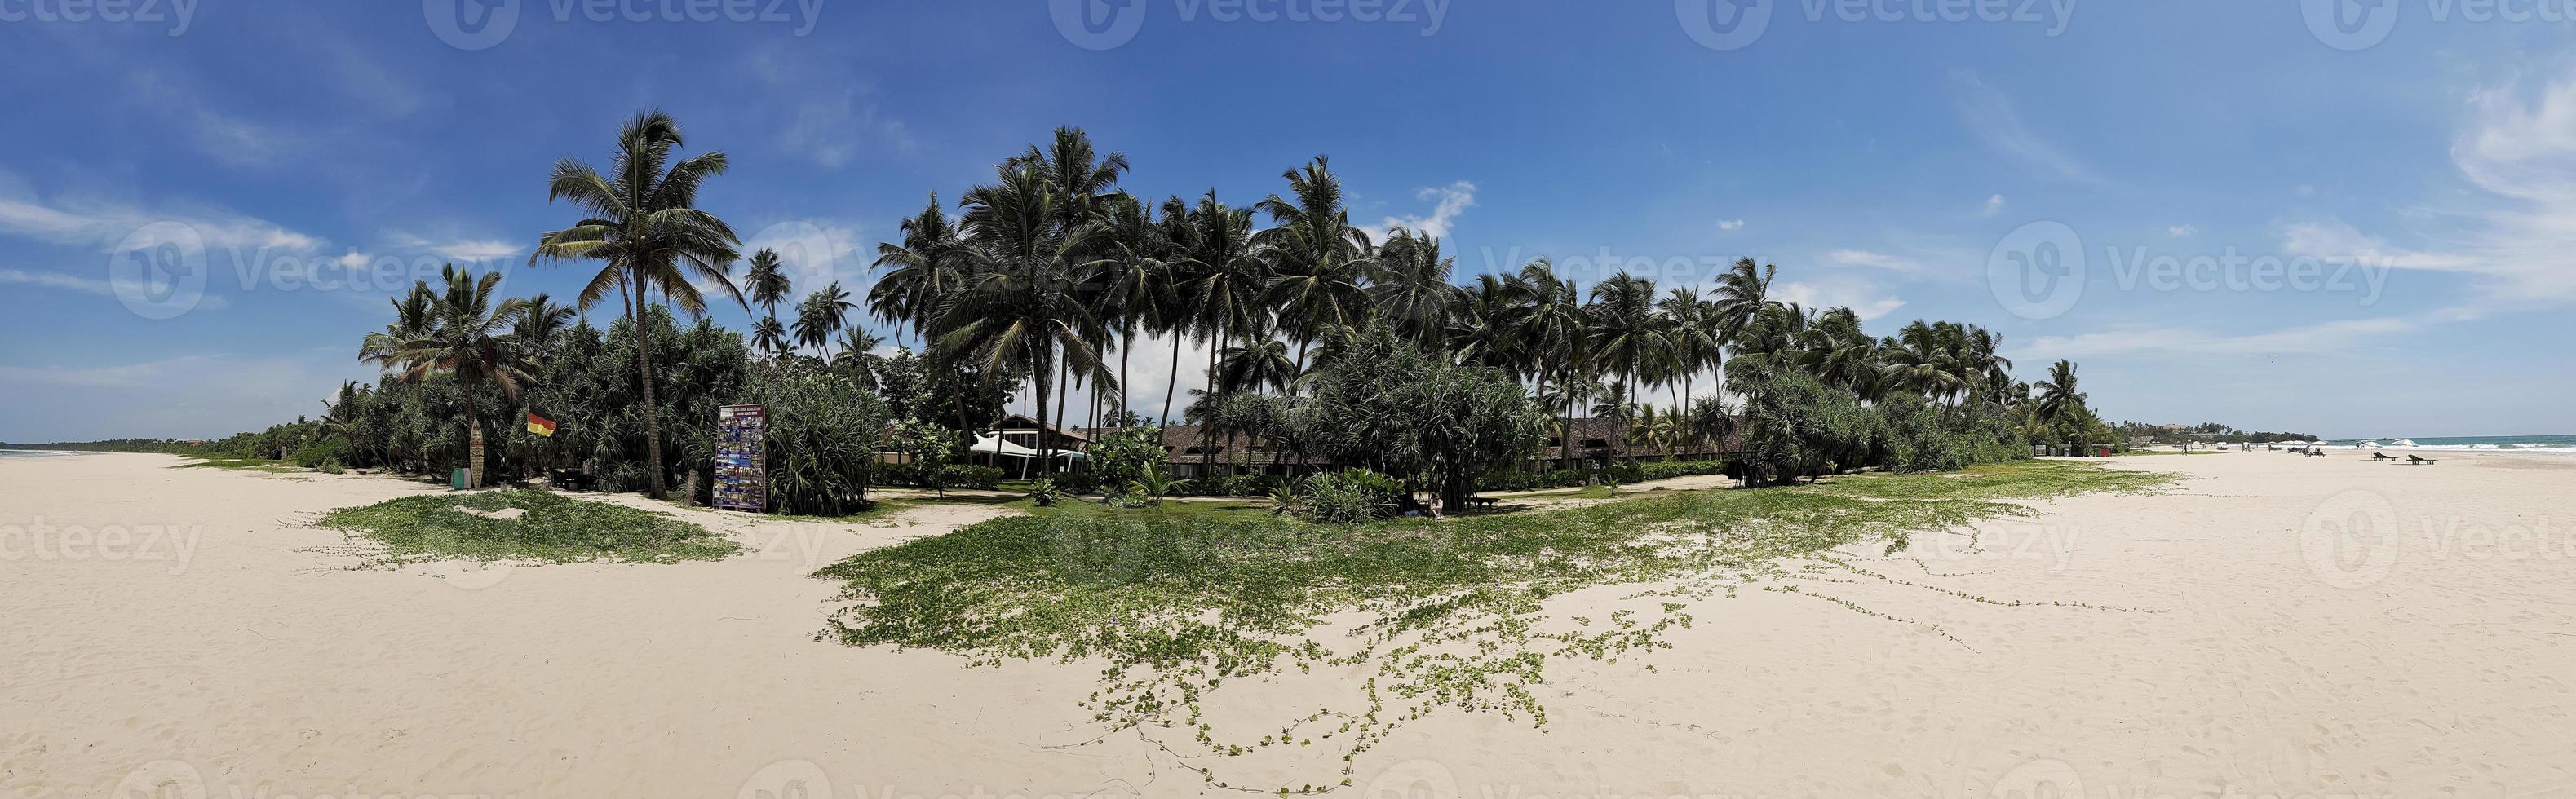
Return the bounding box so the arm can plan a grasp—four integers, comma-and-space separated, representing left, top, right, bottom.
929, 160, 1114, 478
1509, 259, 1589, 470
794, 282, 856, 356
744, 248, 793, 320
363, 263, 534, 488
1170, 192, 1271, 462
532, 108, 744, 500
2036, 359, 2085, 426
1257, 157, 1374, 373
1094, 192, 1171, 423
749, 316, 790, 358
1659, 287, 1719, 408
1369, 227, 1462, 349
1586, 271, 1666, 460
870, 192, 972, 347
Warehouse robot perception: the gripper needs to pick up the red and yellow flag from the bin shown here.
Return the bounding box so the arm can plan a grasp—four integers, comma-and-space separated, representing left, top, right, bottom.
526, 412, 557, 437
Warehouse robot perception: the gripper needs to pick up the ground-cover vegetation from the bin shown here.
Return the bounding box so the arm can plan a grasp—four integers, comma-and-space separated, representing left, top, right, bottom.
316, 489, 739, 568
814, 460, 2175, 791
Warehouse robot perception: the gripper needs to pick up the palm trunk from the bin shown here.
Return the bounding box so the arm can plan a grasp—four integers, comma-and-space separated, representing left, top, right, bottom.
1033, 352, 1055, 481
1118, 321, 1135, 425
1052, 358, 1070, 477
1201, 321, 1222, 480
1162, 328, 1182, 426
1560, 362, 1577, 471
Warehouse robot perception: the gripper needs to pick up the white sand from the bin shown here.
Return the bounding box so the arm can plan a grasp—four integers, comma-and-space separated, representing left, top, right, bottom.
5, 450, 2572, 797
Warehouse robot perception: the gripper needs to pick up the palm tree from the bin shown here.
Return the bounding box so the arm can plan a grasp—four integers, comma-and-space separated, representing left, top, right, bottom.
2036, 359, 2086, 435
794, 282, 856, 356
1095, 192, 1170, 424
929, 160, 1114, 478
1217, 338, 1298, 395
1369, 227, 1462, 349
1509, 259, 1588, 470
362, 264, 534, 488
743, 248, 794, 346
1586, 271, 1666, 461
1658, 287, 1719, 408
532, 108, 744, 500
1171, 192, 1271, 466
870, 193, 972, 347
834, 327, 888, 389
1257, 157, 1374, 377
750, 316, 790, 357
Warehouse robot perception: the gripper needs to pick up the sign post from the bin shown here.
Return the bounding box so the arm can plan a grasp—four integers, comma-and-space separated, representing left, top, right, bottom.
714, 404, 768, 513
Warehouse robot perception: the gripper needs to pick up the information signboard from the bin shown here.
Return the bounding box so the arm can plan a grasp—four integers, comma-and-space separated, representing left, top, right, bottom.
714, 404, 767, 513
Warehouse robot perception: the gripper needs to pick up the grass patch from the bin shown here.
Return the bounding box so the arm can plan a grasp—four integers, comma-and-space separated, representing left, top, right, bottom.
171, 455, 300, 473
318, 489, 739, 567
813, 460, 2174, 791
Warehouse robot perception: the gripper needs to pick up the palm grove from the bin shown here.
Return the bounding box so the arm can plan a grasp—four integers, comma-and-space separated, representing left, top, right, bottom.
248, 112, 2114, 516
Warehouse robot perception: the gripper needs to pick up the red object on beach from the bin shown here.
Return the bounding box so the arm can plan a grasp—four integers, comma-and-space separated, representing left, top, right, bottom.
526, 412, 557, 437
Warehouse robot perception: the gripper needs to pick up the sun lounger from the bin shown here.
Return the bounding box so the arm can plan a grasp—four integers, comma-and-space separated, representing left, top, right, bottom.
2372, 452, 2397, 461
2406, 455, 2438, 465
2305, 449, 2327, 457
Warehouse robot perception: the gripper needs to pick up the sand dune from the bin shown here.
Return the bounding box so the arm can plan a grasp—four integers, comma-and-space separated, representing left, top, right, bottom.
5, 451, 2571, 797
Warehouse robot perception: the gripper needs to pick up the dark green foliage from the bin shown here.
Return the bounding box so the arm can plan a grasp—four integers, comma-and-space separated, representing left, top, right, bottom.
1299, 328, 1549, 510
753, 372, 892, 515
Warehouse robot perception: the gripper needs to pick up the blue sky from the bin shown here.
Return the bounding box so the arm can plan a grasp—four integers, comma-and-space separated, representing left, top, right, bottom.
2, 0, 2572, 442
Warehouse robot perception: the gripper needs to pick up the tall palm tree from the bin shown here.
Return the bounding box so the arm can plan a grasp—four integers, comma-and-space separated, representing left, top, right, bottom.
870, 192, 972, 347
750, 316, 790, 358
1509, 259, 1588, 469
1659, 287, 1719, 408
2036, 359, 2086, 427
1369, 227, 1462, 349
361, 264, 534, 488
1586, 271, 1666, 461
1095, 192, 1170, 424
743, 248, 794, 342
794, 282, 856, 356
1171, 192, 1271, 462
532, 108, 744, 500
1257, 157, 1374, 375
930, 160, 1114, 478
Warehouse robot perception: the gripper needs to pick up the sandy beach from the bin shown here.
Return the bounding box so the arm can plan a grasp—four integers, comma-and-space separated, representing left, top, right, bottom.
6, 450, 2573, 798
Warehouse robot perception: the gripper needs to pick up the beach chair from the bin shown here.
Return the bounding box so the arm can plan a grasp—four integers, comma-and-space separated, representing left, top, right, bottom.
2305, 448, 2327, 457
2371, 452, 2397, 461
2406, 455, 2438, 465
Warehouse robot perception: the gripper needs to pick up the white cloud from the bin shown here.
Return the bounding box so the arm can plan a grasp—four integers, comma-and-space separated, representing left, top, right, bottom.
1369, 181, 1479, 241
0, 267, 232, 311
385, 232, 524, 263
1772, 277, 1905, 320
0, 188, 321, 254
2020, 317, 2419, 360
1949, 69, 2105, 185
2167, 224, 2198, 238
1982, 195, 2006, 216
1821, 249, 1931, 274
1717, 219, 1746, 232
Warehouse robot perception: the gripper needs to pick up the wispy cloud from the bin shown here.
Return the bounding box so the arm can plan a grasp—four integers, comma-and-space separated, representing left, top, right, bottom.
1717, 219, 1746, 232
0, 267, 232, 310
387, 232, 523, 262
1949, 69, 2105, 185
0, 186, 320, 254
1981, 194, 2006, 216
2021, 317, 2419, 359
1821, 249, 1931, 274
2167, 224, 2198, 238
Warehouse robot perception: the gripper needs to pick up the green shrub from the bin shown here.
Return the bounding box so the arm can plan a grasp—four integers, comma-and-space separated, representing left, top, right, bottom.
290, 436, 349, 469
1302, 469, 1401, 524
943, 465, 1003, 489
1029, 479, 1061, 507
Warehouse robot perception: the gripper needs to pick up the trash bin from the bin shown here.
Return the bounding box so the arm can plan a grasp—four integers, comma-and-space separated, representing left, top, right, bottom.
451, 468, 469, 490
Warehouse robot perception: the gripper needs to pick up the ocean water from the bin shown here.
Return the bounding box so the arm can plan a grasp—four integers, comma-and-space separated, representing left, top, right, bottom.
0, 449, 80, 458
2325, 434, 2576, 453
